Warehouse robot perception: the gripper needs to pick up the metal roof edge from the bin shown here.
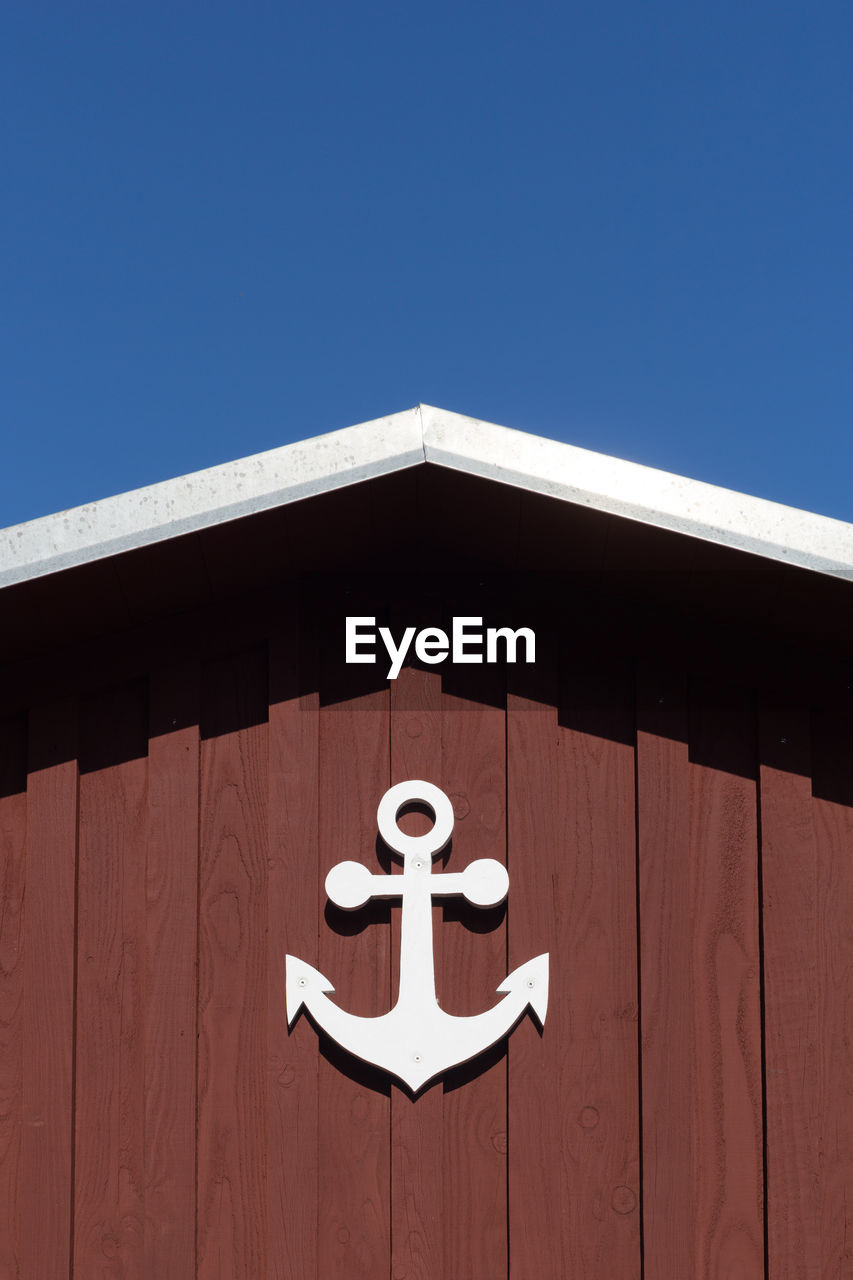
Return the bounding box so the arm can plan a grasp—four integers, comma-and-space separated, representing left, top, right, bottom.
0, 407, 425, 589
2, 402, 853, 591
420, 405, 853, 582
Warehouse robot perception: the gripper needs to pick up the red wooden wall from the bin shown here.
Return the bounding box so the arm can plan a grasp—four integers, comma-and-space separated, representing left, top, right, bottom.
1, 560, 853, 1276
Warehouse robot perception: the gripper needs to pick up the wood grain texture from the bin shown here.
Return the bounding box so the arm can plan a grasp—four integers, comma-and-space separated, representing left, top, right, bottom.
688, 684, 764, 1277
74, 683, 149, 1278
268, 626, 319, 1280
810, 706, 853, 1278
390, 663, 443, 1280
0, 716, 27, 1280
636, 666, 694, 1278
639, 672, 764, 1278
197, 649, 269, 1280
513, 650, 640, 1280
569, 651, 640, 1280
20, 703, 77, 1280
441, 678, 508, 1280
507, 670, 562, 1280
317, 678, 391, 1280
759, 701, 821, 1278
145, 666, 199, 1277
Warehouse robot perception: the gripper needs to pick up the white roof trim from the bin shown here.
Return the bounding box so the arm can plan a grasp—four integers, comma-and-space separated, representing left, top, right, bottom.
420, 406, 853, 581
0, 408, 424, 589
2, 403, 853, 590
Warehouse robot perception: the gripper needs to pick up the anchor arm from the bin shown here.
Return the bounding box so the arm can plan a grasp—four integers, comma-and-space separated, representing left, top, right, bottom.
285, 956, 335, 1026
496, 953, 549, 1026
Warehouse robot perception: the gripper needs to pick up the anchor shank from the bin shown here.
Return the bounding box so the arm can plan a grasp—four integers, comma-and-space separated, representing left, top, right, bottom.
396, 867, 438, 1012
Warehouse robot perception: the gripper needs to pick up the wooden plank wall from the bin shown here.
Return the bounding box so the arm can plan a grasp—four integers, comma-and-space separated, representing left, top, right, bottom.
1, 622, 853, 1278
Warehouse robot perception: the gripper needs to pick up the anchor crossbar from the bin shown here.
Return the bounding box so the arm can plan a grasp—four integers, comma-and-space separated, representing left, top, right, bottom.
325, 858, 509, 912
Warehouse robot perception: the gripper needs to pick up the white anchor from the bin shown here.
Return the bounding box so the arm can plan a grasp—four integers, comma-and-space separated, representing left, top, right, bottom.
286, 780, 549, 1092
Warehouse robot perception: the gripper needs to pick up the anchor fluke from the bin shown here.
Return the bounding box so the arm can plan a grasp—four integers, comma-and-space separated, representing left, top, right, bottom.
285, 956, 334, 1027
497, 953, 549, 1026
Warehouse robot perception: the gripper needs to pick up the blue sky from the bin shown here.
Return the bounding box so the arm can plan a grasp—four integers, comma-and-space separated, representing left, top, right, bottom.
3, 2, 852, 527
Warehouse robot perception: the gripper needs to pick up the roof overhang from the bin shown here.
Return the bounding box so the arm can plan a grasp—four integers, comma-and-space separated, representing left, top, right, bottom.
3, 403, 853, 590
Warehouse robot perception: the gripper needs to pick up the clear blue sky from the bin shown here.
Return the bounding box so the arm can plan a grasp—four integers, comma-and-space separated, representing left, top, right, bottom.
3, 2, 852, 527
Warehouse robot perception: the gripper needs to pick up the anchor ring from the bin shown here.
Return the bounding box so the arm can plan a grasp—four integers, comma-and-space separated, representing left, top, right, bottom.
377, 780, 454, 863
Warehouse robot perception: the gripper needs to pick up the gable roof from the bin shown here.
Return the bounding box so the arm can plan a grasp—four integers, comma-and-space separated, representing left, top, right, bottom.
2, 403, 853, 590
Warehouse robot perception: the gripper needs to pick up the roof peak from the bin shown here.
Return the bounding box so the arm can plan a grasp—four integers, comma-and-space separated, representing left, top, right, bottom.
2, 404, 853, 589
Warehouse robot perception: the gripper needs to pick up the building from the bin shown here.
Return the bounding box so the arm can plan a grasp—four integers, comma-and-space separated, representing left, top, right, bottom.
1, 405, 852, 1277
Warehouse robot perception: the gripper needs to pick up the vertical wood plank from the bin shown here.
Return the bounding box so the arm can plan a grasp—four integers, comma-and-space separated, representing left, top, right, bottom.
390, 662, 443, 1280
0, 717, 27, 1279
317, 676, 391, 1280
441, 677, 508, 1280
636, 665, 693, 1278
811, 705, 853, 1278
268, 624, 319, 1280
20, 703, 77, 1280
567, 655, 640, 1278
197, 648, 268, 1279
760, 700, 821, 1278
145, 666, 199, 1278
74, 682, 149, 1277
506, 669, 558, 1280
510, 649, 640, 1279
639, 670, 763, 1277
689, 685, 763, 1276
